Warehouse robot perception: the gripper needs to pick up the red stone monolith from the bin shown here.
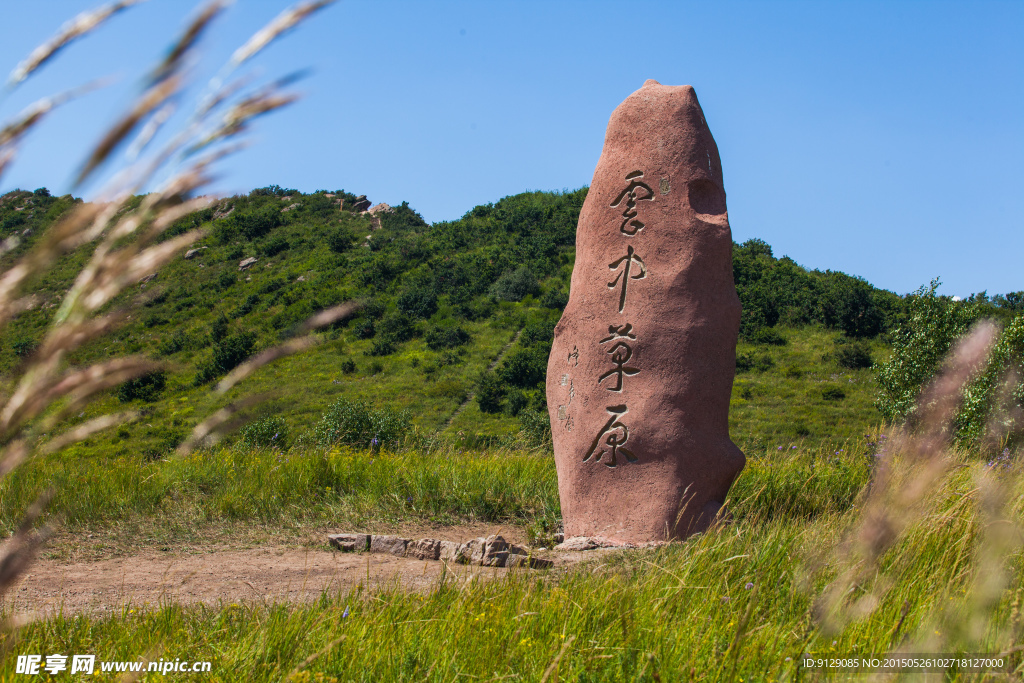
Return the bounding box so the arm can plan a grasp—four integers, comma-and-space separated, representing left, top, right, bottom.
547, 80, 745, 543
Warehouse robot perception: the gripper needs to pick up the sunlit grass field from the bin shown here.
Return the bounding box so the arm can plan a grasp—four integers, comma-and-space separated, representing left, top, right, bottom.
2, 441, 1021, 681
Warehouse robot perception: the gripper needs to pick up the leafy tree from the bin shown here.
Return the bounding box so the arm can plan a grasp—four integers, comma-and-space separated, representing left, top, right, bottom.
875, 280, 980, 424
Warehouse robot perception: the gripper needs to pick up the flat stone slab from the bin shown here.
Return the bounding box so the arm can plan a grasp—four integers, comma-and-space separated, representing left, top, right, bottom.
369, 535, 409, 556
406, 539, 441, 561
327, 533, 369, 552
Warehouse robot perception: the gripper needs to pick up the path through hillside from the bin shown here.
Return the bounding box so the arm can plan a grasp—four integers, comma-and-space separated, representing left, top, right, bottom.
440, 327, 524, 431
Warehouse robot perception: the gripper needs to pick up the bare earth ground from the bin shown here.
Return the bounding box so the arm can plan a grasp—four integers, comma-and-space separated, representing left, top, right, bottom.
3, 523, 601, 618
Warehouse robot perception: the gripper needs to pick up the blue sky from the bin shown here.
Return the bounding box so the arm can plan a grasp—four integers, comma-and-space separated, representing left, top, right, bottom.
1, 0, 1021, 297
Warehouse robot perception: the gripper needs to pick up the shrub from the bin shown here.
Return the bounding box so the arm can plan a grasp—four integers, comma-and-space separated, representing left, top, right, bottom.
209, 314, 229, 343
497, 347, 547, 388
397, 287, 438, 319
520, 321, 554, 348
157, 329, 193, 356
11, 338, 37, 357
822, 386, 846, 401
834, 340, 873, 369
736, 352, 774, 373
750, 327, 788, 346
238, 415, 289, 451
353, 319, 375, 339
231, 294, 260, 318
505, 389, 528, 416
455, 296, 496, 321
195, 331, 256, 385
377, 311, 414, 342
327, 227, 353, 253
116, 371, 167, 403
235, 205, 283, 240
476, 372, 507, 414
260, 235, 289, 257
312, 398, 410, 450
367, 336, 397, 357
540, 287, 568, 310
217, 270, 236, 290
425, 324, 470, 351
340, 359, 356, 374
490, 266, 539, 302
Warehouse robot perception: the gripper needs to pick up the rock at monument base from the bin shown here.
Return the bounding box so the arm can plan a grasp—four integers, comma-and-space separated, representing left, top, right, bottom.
328, 533, 369, 552
439, 541, 463, 563
461, 537, 487, 565
370, 535, 409, 556
547, 80, 745, 544
407, 539, 442, 561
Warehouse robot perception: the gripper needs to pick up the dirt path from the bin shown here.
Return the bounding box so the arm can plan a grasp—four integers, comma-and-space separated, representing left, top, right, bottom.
2, 523, 598, 618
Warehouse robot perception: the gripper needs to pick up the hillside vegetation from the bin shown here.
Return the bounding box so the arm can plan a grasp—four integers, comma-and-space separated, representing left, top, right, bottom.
1, 186, 1020, 461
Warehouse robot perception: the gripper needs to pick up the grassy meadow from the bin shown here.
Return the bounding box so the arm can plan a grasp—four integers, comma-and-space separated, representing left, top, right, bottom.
2, 441, 1022, 680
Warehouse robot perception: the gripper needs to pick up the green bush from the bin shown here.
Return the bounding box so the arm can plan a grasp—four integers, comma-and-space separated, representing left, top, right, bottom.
490, 266, 539, 302
352, 319, 375, 339
11, 338, 37, 357
327, 227, 353, 253
476, 372, 507, 414
311, 398, 410, 450
736, 352, 774, 373
750, 327, 788, 346
231, 294, 260, 318
340, 359, 357, 374
217, 270, 237, 290
425, 324, 470, 351
496, 347, 547, 388
505, 389, 528, 416
396, 287, 438, 319
116, 371, 167, 403
157, 329, 194, 356
235, 205, 283, 240
367, 336, 397, 357
834, 340, 873, 369
238, 415, 289, 451
195, 331, 256, 385
377, 311, 414, 342
822, 386, 846, 401
260, 235, 289, 257
209, 314, 229, 343
540, 288, 568, 310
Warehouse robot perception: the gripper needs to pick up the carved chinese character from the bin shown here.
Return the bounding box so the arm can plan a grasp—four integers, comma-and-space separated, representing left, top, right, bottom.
598, 339, 639, 392
600, 323, 636, 343
567, 345, 579, 367
610, 170, 654, 235
583, 404, 637, 468
607, 245, 647, 312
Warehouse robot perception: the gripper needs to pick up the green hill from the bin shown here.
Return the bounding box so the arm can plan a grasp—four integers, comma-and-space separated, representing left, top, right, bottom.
1, 184, 1016, 459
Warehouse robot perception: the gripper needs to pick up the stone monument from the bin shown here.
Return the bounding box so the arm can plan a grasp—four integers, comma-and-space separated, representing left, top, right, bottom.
547, 80, 745, 543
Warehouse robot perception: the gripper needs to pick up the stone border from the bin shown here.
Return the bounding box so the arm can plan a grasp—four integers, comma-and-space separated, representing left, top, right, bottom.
327, 533, 554, 569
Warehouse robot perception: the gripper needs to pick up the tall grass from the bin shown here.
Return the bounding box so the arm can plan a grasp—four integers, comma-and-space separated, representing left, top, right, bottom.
0, 446, 561, 533
2, 452, 1020, 680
